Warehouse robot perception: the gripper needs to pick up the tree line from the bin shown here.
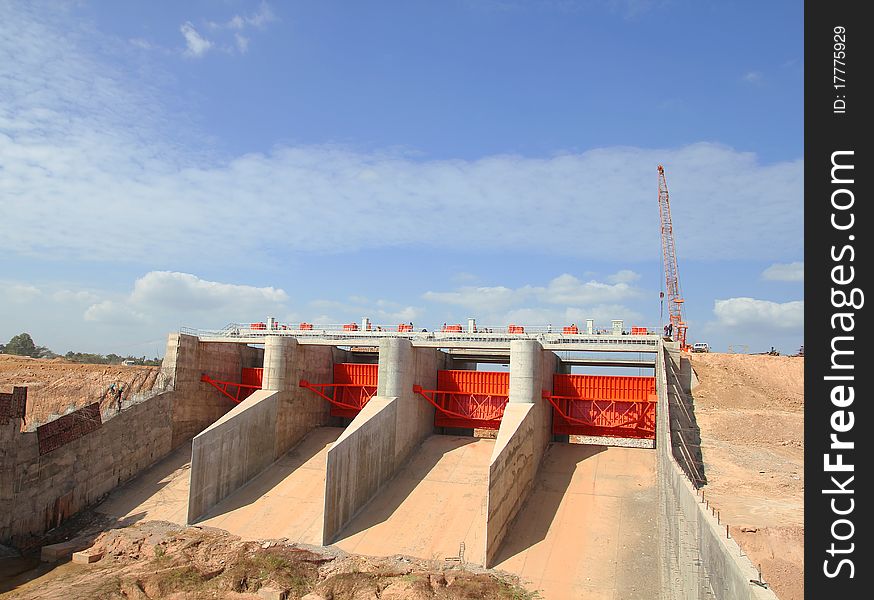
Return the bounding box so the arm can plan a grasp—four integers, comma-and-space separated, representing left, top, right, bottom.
1, 333, 162, 366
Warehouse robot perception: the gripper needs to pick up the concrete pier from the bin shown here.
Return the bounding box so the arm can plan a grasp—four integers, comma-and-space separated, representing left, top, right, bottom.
187, 338, 337, 523
485, 341, 557, 566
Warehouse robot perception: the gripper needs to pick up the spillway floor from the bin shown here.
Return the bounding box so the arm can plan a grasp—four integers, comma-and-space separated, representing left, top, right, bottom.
97, 427, 344, 546
332, 434, 494, 566
493, 444, 660, 600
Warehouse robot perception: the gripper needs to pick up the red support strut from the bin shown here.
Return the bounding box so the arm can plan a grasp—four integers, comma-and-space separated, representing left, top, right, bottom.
201, 374, 261, 404
298, 379, 376, 418
412, 385, 507, 430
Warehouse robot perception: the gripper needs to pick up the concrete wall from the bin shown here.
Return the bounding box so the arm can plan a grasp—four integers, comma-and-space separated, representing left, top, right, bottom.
321, 339, 448, 543
163, 333, 265, 448
186, 339, 343, 522
657, 347, 777, 600
0, 391, 175, 545
484, 341, 557, 567
322, 396, 398, 544
187, 390, 279, 523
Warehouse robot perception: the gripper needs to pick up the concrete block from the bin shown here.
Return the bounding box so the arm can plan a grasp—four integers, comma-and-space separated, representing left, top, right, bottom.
72, 548, 104, 564
41, 539, 90, 562
258, 587, 288, 600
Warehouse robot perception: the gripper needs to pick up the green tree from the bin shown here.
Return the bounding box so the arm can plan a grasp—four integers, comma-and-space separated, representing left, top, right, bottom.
3, 333, 54, 358
4, 333, 37, 356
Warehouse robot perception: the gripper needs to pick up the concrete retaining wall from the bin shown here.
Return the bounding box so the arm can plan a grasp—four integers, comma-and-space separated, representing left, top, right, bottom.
322, 396, 398, 544
163, 333, 264, 448
657, 346, 777, 600
484, 341, 557, 567
186, 340, 343, 522
0, 391, 175, 545
187, 390, 279, 523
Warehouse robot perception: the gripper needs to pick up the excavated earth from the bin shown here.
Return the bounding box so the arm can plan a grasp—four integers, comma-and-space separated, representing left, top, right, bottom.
0, 520, 532, 600
0, 355, 160, 429
690, 353, 803, 600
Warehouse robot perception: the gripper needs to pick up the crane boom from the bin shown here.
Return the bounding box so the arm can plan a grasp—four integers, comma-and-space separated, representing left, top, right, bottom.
657, 165, 688, 349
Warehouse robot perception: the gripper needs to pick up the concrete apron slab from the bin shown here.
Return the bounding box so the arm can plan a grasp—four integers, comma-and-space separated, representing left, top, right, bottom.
195, 427, 342, 544
492, 444, 659, 600
331, 434, 494, 566
96, 427, 344, 547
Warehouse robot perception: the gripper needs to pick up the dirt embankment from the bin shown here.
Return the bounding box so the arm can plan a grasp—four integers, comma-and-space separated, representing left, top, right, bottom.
690, 353, 803, 600
0, 355, 160, 428
0, 521, 533, 600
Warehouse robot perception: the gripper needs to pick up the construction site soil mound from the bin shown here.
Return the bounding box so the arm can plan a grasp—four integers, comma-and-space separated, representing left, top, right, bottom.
690, 353, 803, 600
0, 355, 160, 429
0, 521, 535, 600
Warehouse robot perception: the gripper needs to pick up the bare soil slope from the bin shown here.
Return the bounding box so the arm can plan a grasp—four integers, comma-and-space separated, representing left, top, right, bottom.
0, 355, 160, 428
690, 353, 803, 600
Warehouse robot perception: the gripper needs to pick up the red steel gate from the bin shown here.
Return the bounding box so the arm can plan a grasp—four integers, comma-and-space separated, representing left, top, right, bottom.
545, 374, 656, 439
201, 367, 263, 404
299, 363, 378, 418
413, 370, 509, 429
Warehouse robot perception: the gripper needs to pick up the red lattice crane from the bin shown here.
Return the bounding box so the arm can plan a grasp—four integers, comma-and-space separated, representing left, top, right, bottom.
657, 165, 689, 350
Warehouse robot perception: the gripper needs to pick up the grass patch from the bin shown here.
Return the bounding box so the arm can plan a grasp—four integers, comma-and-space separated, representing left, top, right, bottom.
222, 547, 316, 596
158, 565, 204, 593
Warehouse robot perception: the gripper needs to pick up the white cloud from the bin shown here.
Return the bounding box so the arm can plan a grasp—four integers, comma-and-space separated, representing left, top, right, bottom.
180, 22, 213, 58
743, 71, 764, 84
712, 297, 803, 330
235, 33, 249, 54
84, 300, 148, 324
423, 286, 519, 311
424, 274, 641, 312
762, 261, 803, 282
81, 272, 290, 327
309, 297, 422, 325
53, 289, 100, 304
423, 274, 647, 328
245, 2, 276, 28
607, 269, 640, 284
130, 38, 154, 50
129, 271, 287, 310
1, 6, 802, 269
3, 284, 42, 302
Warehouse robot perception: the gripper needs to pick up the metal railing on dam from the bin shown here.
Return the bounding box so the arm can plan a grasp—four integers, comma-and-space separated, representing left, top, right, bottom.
180, 325, 661, 353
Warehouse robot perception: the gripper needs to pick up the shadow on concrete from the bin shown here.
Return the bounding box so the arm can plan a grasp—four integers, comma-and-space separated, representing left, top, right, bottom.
330, 434, 480, 544
195, 427, 343, 523
664, 357, 707, 487
94, 443, 192, 522
491, 442, 606, 566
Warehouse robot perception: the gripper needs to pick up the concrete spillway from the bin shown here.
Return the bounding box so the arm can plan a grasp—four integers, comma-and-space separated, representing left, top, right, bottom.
333, 435, 493, 564
82, 333, 779, 599
494, 444, 659, 599
96, 427, 343, 545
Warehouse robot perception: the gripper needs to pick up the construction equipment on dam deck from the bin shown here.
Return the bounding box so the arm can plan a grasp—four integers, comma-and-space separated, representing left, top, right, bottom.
186, 319, 661, 343
299, 363, 378, 418
200, 367, 263, 404
544, 374, 657, 439
413, 370, 510, 429
657, 164, 690, 351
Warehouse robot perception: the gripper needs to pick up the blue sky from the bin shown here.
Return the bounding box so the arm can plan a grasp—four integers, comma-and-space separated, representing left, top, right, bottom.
1, 0, 803, 357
